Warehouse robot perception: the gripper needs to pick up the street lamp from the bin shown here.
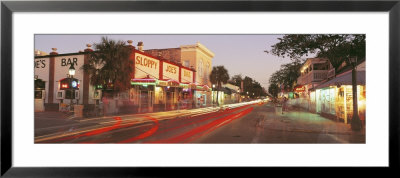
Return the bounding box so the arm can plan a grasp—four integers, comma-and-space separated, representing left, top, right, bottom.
68, 64, 75, 111
69, 64, 75, 77
212, 84, 216, 106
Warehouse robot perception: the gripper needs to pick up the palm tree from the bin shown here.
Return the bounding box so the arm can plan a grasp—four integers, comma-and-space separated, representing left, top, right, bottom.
81, 37, 133, 114
81, 37, 133, 95
209, 66, 230, 106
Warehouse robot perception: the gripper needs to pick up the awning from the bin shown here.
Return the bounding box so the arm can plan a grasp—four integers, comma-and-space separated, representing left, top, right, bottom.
180, 82, 197, 89
158, 79, 180, 87
315, 70, 365, 89
196, 84, 211, 91
131, 78, 157, 85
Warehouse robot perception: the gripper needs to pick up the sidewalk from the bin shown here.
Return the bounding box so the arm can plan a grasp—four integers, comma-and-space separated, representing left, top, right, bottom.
35, 111, 75, 129
264, 103, 365, 137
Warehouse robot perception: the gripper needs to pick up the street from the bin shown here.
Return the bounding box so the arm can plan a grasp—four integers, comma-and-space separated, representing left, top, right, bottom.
35, 101, 365, 144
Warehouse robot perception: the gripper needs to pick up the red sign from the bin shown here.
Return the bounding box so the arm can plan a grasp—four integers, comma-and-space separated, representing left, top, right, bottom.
294, 85, 305, 92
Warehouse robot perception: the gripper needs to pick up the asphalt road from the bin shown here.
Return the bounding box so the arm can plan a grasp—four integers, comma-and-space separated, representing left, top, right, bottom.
35, 102, 365, 144
193, 103, 365, 143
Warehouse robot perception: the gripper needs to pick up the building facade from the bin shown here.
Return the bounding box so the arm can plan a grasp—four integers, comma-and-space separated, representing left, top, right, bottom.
34, 41, 198, 115
312, 61, 366, 124
290, 59, 366, 125
34, 47, 96, 112
144, 42, 215, 107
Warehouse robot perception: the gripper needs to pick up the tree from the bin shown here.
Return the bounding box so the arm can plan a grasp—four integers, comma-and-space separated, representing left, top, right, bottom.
268, 34, 365, 131
229, 74, 243, 88
268, 83, 280, 98
242, 76, 253, 94
209, 66, 230, 106
81, 37, 133, 97
269, 34, 365, 71
251, 81, 266, 98
269, 61, 302, 92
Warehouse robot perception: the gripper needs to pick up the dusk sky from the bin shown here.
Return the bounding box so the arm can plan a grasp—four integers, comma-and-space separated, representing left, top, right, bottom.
35, 34, 296, 89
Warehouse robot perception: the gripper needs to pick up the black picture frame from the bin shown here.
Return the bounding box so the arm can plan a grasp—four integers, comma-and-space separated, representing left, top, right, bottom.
1, 0, 399, 177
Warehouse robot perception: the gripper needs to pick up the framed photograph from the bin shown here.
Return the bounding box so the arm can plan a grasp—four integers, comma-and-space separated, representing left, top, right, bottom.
2, 0, 399, 177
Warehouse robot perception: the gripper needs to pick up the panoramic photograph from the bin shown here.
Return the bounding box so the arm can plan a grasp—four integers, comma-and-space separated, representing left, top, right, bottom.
34, 34, 366, 144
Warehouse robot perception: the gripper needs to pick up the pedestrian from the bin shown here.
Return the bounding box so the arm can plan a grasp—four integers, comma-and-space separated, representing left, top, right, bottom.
282, 97, 288, 114
177, 95, 181, 112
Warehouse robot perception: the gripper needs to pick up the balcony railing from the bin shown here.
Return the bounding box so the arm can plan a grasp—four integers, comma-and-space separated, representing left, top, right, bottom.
297, 70, 328, 85
327, 68, 335, 79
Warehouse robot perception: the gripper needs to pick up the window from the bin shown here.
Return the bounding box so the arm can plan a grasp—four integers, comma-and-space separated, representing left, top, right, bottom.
184, 60, 190, 67
204, 62, 210, 83
205, 63, 210, 75
35, 90, 43, 99
198, 60, 203, 77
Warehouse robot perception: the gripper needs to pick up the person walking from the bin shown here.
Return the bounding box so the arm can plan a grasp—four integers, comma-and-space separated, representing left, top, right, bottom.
282, 97, 288, 114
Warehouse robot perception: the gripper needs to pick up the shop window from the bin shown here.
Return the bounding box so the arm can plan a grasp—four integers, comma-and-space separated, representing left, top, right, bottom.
57, 91, 63, 98
65, 90, 75, 99
35, 90, 43, 99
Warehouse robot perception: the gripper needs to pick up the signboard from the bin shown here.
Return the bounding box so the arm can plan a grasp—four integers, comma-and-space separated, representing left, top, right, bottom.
34, 57, 50, 83
54, 55, 84, 80
294, 85, 306, 92
181, 68, 193, 83
59, 78, 80, 90
158, 80, 168, 87
134, 53, 160, 79
163, 62, 179, 81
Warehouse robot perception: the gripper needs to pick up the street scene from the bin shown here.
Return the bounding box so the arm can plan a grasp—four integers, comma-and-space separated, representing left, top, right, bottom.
34, 34, 366, 143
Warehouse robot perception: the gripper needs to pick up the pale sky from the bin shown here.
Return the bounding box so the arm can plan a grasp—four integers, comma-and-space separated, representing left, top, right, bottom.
35, 34, 294, 89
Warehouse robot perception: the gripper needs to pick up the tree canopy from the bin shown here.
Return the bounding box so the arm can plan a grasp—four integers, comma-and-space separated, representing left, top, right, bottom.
268, 83, 280, 98
228, 74, 267, 98
81, 37, 133, 94
268, 61, 302, 92
209, 66, 230, 89
269, 34, 365, 70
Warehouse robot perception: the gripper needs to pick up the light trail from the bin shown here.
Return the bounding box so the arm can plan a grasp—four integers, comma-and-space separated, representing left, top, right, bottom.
151, 107, 254, 143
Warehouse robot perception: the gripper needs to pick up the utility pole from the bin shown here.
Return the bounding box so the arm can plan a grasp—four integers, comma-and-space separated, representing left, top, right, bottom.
350, 57, 362, 131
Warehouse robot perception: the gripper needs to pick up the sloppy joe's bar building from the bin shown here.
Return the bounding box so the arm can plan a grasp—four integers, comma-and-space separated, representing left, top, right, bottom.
34, 41, 198, 114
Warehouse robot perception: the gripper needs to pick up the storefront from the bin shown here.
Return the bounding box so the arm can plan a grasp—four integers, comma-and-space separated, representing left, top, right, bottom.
130, 49, 196, 113
314, 68, 366, 124
34, 77, 46, 112
180, 83, 196, 109
130, 78, 156, 113
293, 85, 306, 99
195, 85, 211, 107
158, 79, 180, 111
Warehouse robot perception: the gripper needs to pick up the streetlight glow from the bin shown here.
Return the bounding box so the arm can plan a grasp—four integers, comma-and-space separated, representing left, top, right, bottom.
69, 64, 76, 77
